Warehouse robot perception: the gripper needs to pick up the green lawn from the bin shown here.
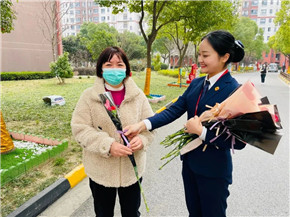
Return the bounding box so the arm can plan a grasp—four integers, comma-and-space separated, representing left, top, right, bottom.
0, 71, 187, 217
1, 71, 185, 140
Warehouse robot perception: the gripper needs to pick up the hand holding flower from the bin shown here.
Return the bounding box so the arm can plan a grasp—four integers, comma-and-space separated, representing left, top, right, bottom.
184, 115, 203, 136
129, 136, 144, 152
124, 121, 146, 139
110, 141, 133, 157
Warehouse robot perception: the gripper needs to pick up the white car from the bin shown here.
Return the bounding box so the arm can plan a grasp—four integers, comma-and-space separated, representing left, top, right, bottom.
267, 63, 278, 73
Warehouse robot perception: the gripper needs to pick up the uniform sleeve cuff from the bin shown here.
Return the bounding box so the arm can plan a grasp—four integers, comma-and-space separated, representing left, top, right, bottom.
199, 126, 207, 141
143, 119, 152, 131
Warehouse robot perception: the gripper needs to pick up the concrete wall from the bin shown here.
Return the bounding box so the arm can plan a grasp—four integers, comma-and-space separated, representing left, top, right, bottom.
1, 0, 56, 72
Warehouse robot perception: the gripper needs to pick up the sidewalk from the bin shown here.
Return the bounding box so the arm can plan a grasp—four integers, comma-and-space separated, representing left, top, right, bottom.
39, 177, 91, 217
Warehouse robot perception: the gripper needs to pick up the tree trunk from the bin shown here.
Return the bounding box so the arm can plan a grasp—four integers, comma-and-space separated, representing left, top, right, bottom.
144, 41, 152, 96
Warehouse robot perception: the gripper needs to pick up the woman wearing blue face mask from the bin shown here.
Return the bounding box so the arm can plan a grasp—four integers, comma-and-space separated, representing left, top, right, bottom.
71, 47, 155, 217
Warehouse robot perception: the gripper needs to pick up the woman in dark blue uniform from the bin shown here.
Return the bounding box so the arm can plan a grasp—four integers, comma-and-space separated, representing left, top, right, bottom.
124, 30, 246, 217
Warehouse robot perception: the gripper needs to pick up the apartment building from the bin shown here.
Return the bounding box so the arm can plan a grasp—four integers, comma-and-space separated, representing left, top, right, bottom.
240, 0, 288, 68
60, 0, 143, 37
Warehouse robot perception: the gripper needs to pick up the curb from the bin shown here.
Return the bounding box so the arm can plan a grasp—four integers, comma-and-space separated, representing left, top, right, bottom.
279, 73, 290, 85
6, 164, 86, 217
7, 98, 179, 217
7, 178, 70, 217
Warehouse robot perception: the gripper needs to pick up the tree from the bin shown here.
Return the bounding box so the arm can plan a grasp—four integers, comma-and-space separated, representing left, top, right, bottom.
79, 22, 118, 60
233, 17, 267, 65
1, 0, 17, 33
38, 0, 69, 61
117, 31, 146, 60
96, 0, 183, 95
152, 37, 174, 66
158, 1, 238, 68
268, 1, 290, 63
62, 35, 93, 67
50, 52, 73, 84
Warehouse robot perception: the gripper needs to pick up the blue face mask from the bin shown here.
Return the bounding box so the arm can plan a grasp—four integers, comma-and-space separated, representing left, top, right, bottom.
102, 68, 126, 86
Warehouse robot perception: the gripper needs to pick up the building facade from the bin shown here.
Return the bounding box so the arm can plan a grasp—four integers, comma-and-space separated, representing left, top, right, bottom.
1, 0, 58, 72
60, 0, 142, 37
240, 0, 288, 69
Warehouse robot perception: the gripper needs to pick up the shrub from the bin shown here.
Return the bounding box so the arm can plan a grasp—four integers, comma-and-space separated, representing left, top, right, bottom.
161, 63, 168, 70
157, 69, 186, 78
130, 59, 146, 72
152, 54, 162, 71
74, 67, 95, 76
0, 71, 54, 81
50, 52, 73, 84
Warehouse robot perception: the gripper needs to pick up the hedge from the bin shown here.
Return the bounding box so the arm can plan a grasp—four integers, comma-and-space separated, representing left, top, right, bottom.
1, 71, 55, 81
156, 69, 186, 78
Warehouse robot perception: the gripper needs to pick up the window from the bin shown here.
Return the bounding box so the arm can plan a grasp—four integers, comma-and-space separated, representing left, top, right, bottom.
70, 18, 74, 23
243, 10, 249, 16
260, 18, 266, 24
130, 26, 132, 30
252, 0, 258, 6
270, 9, 273, 14
251, 10, 257, 15
276, 53, 280, 60
107, 8, 110, 12
94, 9, 98, 14
269, 18, 272, 23
262, 0, 267, 6
70, 10, 74, 15
101, 8, 105, 14
76, 10, 80, 14
268, 27, 271, 31
70, 3, 74, 8
76, 25, 80, 30
76, 17, 81, 22
83, 17, 86, 22
243, 1, 249, 8
107, 16, 110, 20
83, 10, 86, 14
71, 25, 74, 30
101, 16, 105, 21
93, 17, 99, 22
75, 2, 80, 7
123, 14, 128, 20
82, 2, 86, 7
265, 53, 268, 57
261, 9, 267, 15
123, 23, 128, 29
267, 36, 270, 40
271, 0, 274, 4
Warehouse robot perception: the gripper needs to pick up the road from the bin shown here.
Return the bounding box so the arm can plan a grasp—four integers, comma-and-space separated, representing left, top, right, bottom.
40, 72, 289, 217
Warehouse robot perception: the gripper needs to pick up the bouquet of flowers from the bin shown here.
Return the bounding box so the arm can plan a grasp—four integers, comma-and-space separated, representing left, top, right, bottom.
159, 81, 282, 169
99, 92, 149, 212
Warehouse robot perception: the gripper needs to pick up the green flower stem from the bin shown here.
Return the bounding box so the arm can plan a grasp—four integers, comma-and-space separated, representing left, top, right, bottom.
133, 166, 149, 212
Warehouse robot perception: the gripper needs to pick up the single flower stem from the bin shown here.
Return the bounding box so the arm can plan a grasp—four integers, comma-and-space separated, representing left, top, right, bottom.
133, 166, 149, 212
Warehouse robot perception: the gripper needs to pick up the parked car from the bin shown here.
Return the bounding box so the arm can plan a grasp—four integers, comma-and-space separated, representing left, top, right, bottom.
267, 63, 278, 73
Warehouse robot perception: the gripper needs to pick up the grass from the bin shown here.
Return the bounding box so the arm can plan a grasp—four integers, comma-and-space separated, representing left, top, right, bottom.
1, 141, 53, 170
0, 71, 186, 217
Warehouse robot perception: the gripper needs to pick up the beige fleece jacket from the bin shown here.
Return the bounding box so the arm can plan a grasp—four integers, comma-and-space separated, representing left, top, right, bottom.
71, 77, 155, 187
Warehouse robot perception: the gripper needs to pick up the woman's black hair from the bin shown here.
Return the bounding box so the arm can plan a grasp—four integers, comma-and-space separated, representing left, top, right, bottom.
96, 46, 131, 78
201, 30, 245, 64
